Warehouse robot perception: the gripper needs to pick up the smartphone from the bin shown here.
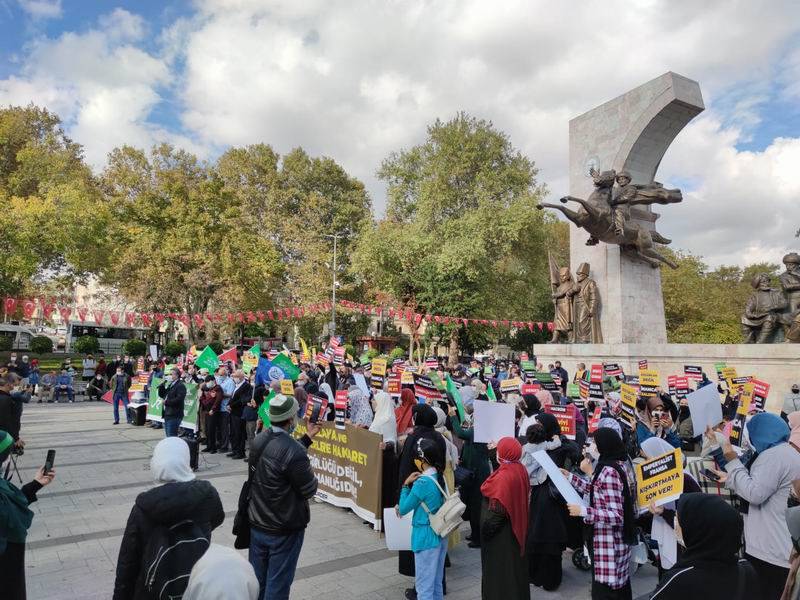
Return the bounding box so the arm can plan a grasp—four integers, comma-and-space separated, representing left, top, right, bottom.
702, 468, 720, 482
43, 449, 56, 473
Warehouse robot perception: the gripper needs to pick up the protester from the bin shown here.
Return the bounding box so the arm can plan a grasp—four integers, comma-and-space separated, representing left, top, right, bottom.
244, 377, 263, 458
37, 370, 56, 403
113, 437, 224, 600
85, 373, 107, 402
643, 493, 758, 599
553, 361, 568, 394
228, 369, 252, 460
369, 391, 399, 514
784, 384, 800, 421
158, 368, 186, 437
184, 544, 259, 600
480, 437, 530, 600
564, 427, 637, 600
215, 367, 234, 453
433, 405, 461, 549
784, 505, 800, 600
396, 387, 416, 437
247, 394, 320, 600
0, 374, 23, 445
637, 396, 681, 448
82, 353, 96, 381
109, 366, 131, 424
398, 437, 448, 600
790, 412, 800, 453
0, 429, 55, 600
716, 412, 800, 599
53, 368, 75, 403
200, 375, 224, 454
347, 385, 373, 427
517, 394, 541, 440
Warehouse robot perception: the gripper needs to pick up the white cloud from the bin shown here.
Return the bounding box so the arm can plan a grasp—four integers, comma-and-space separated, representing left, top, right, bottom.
18, 0, 61, 19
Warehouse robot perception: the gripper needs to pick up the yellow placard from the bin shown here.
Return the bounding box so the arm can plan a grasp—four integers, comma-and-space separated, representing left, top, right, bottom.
619, 383, 638, 429
500, 377, 523, 393
371, 358, 387, 377
720, 366, 738, 381
636, 448, 684, 508
280, 379, 295, 395
639, 369, 660, 388
736, 383, 754, 415
401, 370, 414, 385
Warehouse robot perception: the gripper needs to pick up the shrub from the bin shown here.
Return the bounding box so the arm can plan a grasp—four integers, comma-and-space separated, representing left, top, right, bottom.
0, 336, 13, 351
343, 344, 356, 360
389, 346, 407, 361
123, 338, 148, 357
207, 340, 224, 355
164, 341, 187, 358
29, 336, 54, 354
366, 348, 380, 360
73, 335, 100, 354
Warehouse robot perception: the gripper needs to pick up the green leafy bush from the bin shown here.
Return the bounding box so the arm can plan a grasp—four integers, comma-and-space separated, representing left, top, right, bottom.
389, 346, 407, 361
123, 339, 147, 357
29, 336, 54, 354
0, 336, 13, 352
73, 335, 100, 354
207, 340, 224, 355
164, 341, 187, 358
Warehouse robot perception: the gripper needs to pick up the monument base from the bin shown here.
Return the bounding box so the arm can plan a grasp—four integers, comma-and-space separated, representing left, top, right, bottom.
534, 343, 799, 414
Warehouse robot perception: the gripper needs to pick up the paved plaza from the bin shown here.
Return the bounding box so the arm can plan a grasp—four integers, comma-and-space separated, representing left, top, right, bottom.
18, 402, 658, 599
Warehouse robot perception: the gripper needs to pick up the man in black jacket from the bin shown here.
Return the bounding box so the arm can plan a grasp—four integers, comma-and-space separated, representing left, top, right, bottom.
247, 394, 320, 600
158, 368, 186, 438
0, 373, 23, 447
227, 369, 251, 460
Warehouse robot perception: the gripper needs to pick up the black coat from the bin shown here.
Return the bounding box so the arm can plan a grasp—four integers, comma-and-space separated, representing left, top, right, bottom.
113, 480, 224, 600
645, 558, 758, 599
0, 390, 21, 441
229, 381, 253, 417
247, 429, 317, 535
158, 380, 186, 420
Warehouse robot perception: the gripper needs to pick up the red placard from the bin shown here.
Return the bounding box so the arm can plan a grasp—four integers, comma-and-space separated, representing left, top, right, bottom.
590, 364, 603, 383
545, 404, 577, 439
638, 359, 648, 371
520, 383, 541, 396
588, 406, 602, 434
334, 390, 348, 430
387, 372, 401, 395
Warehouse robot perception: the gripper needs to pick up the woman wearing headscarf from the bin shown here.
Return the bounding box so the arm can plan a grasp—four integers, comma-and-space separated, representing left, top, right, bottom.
789, 411, 800, 453
644, 494, 758, 599
324, 362, 338, 396
479, 437, 530, 600
525, 413, 574, 591
433, 406, 461, 550
396, 404, 448, 592
347, 385, 373, 427
184, 544, 259, 600
564, 427, 637, 600
783, 505, 800, 600
0, 429, 55, 600
396, 388, 416, 437
113, 437, 225, 600
715, 412, 800, 599
318, 382, 335, 421
294, 386, 308, 418
449, 394, 491, 548
370, 391, 399, 516
636, 396, 681, 448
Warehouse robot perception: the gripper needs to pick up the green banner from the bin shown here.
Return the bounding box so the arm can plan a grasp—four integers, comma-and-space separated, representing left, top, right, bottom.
195, 345, 220, 371
146, 377, 164, 422
273, 353, 300, 381
446, 374, 466, 422
257, 390, 276, 427
567, 383, 580, 398
180, 382, 200, 431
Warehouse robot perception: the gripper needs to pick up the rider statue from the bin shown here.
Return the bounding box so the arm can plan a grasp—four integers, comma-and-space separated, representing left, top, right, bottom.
610, 170, 637, 237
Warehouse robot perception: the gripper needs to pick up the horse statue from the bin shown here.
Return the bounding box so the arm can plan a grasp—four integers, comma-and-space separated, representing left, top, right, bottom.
536, 168, 682, 269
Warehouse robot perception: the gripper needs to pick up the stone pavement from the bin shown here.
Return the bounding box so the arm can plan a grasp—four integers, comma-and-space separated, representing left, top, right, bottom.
18, 401, 658, 599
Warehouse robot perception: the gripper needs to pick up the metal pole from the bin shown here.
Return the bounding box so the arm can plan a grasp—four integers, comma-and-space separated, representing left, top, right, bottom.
331, 234, 338, 337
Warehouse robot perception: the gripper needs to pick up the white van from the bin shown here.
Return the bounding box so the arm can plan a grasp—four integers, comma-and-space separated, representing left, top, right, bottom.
0, 324, 37, 350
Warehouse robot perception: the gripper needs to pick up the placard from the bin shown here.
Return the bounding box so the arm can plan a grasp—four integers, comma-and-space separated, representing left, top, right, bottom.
520, 383, 541, 396
412, 373, 443, 402
566, 383, 581, 399
371, 358, 387, 390
619, 383, 638, 430
588, 406, 602, 434
590, 364, 604, 383
636, 448, 684, 509
545, 404, 577, 439
280, 379, 295, 395
304, 394, 329, 424
667, 375, 677, 398
686, 383, 723, 437
334, 390, 348, 430
638, 359, 648, 371
675, 376, 689, 401
683, 365, 702, 381
149, 344, 158, 361
531, 450, 586, 507
603, 363, 624, 381
751, 379, 770, 412
500, 377, 523, 394
387, 372, 401, 396
534, 371, 559, 392
639, 369, 660, 397
473, 400, 515, 444
383, 508, 413, 551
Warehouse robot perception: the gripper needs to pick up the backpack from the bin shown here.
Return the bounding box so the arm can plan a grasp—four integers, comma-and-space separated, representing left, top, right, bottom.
420, 475, 466, 538
142, 519, 210, 600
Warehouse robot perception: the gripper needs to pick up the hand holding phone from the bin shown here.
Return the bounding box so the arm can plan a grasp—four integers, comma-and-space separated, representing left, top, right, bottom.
702, 468, 720, 482
43, 449, 56, 473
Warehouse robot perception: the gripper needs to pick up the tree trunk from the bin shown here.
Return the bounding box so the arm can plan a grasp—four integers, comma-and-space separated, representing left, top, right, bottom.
448, 329, 459, 367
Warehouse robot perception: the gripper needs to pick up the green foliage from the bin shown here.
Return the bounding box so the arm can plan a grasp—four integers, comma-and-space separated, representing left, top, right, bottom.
122, 338, 147, 357
29, 336, 53, 354
366, 348, 380, 360
243, 323, 266, 337
0, 336, 12, 352
389, 346, 407, 361
343, 344, 356, 360
661, 248, 780, 343
164, 341, 187, 358
206, 340, 224, 355
73, 335, 99, 354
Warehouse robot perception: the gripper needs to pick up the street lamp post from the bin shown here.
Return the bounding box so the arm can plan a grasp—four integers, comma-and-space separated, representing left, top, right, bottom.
324, 231, 348, 337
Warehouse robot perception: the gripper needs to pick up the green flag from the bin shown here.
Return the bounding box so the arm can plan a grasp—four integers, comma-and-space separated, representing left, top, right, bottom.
257, 390, 276, 427
486, 381, 498, 402
272, 353, 301, 381
181, 382, 200, 430
428, 371, 446, 392
194, 345, 220, 371
446, 375, 466, 422
242, 344, 260, 374
147, 377, 164, 421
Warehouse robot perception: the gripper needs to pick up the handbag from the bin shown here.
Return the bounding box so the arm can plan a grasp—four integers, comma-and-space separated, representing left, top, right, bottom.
419, 475, 466, 538
232, 432, 273, 549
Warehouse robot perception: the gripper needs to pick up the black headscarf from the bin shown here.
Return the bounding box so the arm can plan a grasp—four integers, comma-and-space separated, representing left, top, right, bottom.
591, 427, 636, 545
675, 493, 742, 566
537, 412, 561, 440
396, 404, 446, 493
324, 363, 338, 393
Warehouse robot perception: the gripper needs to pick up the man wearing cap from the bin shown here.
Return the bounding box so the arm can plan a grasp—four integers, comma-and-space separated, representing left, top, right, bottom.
247, 394, 320, 600
782, 383, 800, 421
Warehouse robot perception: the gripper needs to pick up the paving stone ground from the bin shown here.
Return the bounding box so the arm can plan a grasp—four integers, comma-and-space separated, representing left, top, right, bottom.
18, 402, 658, 599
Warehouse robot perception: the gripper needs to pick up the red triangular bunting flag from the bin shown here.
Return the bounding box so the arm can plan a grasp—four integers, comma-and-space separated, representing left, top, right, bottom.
125, 312, 136, 326
547, 322, 554, 332
92, 310, 105, 324
22, 299, 36, 319
77, 306, 88, 322
59, 306, 72, 322
109, 311, 120, 325
536, 321, 543, 331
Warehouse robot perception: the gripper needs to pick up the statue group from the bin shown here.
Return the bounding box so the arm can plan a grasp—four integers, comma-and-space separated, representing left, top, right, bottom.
549, 259, 602, 344
743, 253, 800, 343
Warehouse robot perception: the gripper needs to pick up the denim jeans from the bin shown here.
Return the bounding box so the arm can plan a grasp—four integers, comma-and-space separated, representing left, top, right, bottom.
249, 527, 305, 600
113, 393, 129, 423
414, 537, 447, 600
54, 387, 74, 402
164, 417, 181, 437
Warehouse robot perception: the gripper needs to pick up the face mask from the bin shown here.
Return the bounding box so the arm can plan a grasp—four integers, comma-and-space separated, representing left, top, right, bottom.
413, 458, 425, 472
206, 382, 215, 389
96, 376, 102, 380
586, 442, 600, 461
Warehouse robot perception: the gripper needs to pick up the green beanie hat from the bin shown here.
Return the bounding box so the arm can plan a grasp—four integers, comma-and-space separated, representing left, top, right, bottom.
269, 394, 298, 423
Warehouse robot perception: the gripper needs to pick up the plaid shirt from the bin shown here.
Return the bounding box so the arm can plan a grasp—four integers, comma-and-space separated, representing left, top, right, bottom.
568, 464, 632, 589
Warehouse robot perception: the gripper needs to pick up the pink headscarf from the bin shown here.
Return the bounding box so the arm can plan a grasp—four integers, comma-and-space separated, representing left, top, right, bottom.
789, 411, 800, 450
534, 389, 552, 408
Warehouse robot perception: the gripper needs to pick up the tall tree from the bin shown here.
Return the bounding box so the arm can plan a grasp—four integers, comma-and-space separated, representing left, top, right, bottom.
0, 105, 107, 297
354, 113, 560, 363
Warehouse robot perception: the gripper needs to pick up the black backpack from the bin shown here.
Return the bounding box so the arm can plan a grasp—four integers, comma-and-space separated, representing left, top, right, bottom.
142, 519, 210, 599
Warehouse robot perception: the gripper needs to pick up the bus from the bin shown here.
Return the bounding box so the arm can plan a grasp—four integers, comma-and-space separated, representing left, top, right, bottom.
67, 323, 164, 354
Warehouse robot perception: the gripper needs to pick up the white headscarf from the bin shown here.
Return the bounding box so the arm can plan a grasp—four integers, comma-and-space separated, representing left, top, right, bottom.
432, 406, 459, 467
184, 544, 259, 600
369, 391, 397, 444
150, 437, 195, 483
319, 382, 334, 403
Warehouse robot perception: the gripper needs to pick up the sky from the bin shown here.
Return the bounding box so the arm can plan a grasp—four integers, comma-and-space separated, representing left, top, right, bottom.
1, 0, 799, 268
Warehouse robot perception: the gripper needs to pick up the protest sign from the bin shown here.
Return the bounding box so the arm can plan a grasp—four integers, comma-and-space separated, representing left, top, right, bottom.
532, 450, 586, 507
686, 383, 723, 437
545, 404, 577, 439
180, 382, 200, 431
401, 370, 414, 385
473, 400, 515, 444
619, 383, 638, 430
334, 390, 348, 430
295, 422, 383, 529
257, 390, 275, 427
304, 395, 329, 424
638, 359, 648, 371
520, 383, 541, 396
521, 360, 536, 380
371, 358, 387, 390
751, 379, 770, 411
412, 373, 443, 403
383, 509, 413, 551
146, 377, 164, 423
280, 379, 295, 395
719, 366, 737, 382
684, 365, 702, 381
667, 375, 677, 398
219, 346, 237, 365
639, 369, 660, 397
242, 344, 260, 374
149, 344, 158, 361
636, 448, 684, 509
387, 372, 401, 397
588, 406, 602, 434
534, 371, 558, 392
675, 376, 690, 400
334, 346, 345, 365
603, 363, 624, 381
500, 377, 523, 394
590, 364, 604, 383
714, 362, 727, 380
566, 383, 580, 399
579, 378, 589, 400
520, 352, 529, 361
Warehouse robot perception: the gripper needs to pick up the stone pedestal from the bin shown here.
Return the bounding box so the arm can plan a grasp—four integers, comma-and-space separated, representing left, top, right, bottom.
535, 343, 799, 414
569, 72, 704, 343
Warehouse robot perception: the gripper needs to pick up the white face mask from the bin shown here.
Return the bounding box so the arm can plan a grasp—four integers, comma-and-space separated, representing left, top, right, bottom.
206, 382, 215, 389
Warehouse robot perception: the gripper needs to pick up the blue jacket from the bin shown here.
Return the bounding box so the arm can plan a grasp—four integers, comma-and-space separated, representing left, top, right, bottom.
398, 472, 445, 552
56, 374, 72, 388
636, 421, 681, 449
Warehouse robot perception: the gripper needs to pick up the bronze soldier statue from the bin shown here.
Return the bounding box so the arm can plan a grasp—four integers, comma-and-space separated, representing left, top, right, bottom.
779, 252, 800, 316
571, 263, 603, 343
550, 267, 574, 344
741, 273, 788, 343
610, 171, 637, 237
